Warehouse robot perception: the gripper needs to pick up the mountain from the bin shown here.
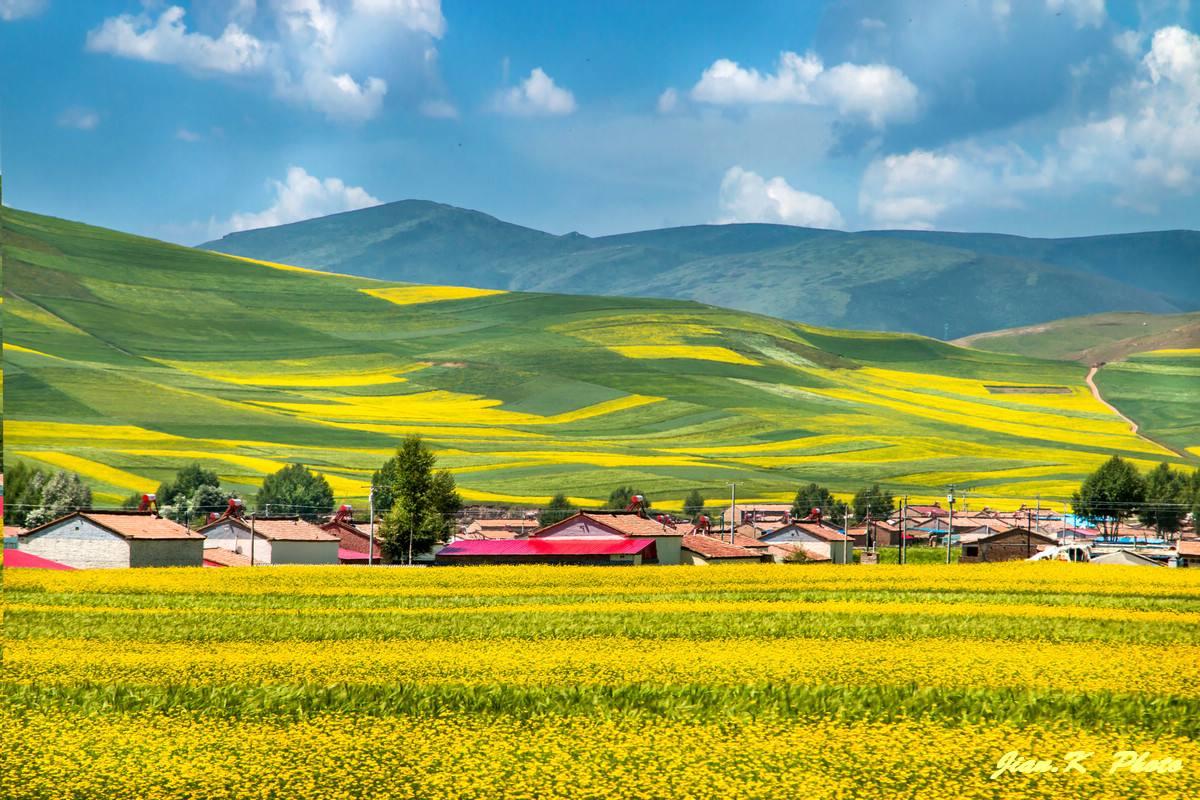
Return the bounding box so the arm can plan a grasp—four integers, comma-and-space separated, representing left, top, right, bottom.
201, 200, 1200, 339
6, 207, 1192, 510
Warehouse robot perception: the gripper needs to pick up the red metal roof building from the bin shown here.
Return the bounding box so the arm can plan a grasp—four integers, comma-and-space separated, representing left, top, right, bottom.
2, 548, 75, 570
436, 536, 656, 566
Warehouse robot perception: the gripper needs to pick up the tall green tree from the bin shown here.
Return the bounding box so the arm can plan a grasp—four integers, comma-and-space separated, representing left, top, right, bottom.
22, 471, 92, 529
538, 493, 576, 527
1138, 463, 1189, 538
4, 461, 48, 526
376, 436, 462, 563
682, 489, 706, 522
157, 463, 220, 508
1072, 455, 1146, 538
852, 484, 895, 524
790, 483, 847, 523
255, 463, 334, 520
607, 486, 651, 510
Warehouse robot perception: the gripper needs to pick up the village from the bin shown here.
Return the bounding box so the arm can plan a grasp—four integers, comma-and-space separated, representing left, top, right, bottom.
5, 491, 1198, 571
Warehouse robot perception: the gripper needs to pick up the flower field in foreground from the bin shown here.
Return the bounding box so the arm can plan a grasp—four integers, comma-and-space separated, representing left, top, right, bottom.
4, 562, 1199, 799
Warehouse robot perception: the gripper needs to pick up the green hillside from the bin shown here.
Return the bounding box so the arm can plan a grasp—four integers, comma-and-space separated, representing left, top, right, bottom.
201, 200, 1198, 339
955, 311, 1200, 363
5, 207, 1193, 509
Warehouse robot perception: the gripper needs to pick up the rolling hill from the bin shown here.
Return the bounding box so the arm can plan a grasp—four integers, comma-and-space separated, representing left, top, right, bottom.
201, 200, 1200, 339
5, 207, 1194, 510
954, 312, 1200, 457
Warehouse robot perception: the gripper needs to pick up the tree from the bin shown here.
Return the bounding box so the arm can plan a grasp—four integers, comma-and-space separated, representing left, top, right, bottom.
1138, 463, 1188, 538
157, 463, 219, 508
539, 493, 576, 527
1072, 456, 1146, 538
23, 471, 92, 529
682, 489, 706, 522
852, 484, 895, 524
4, 461, 47, 526
255, 463, 334, 520
375, 436, 461, 563
1192, 469, 1200, 533
790, 483, 847, 523
607, 486, 651, 510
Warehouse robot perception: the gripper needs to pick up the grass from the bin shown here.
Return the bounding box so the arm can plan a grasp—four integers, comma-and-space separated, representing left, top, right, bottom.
3, 207, 1195, 509
3, 562, 1199, 799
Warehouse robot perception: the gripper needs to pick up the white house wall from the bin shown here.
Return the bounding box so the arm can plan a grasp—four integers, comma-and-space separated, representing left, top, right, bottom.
202, 523, 273, 563
129, 538, 204, 568
21, 519, 130, 569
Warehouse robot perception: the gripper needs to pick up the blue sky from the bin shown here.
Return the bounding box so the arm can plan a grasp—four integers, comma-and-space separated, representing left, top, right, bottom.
1, 0, 1198, 243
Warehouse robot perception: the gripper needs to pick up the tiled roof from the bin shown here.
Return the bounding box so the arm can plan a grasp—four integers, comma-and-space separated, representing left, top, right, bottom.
787, 522, 851, 542
768, 543, 831, 562
573, 512, 682, 538
203, 547, 251, 567
1178, 540, 1200, 557
25, 511, 202, 540
682, 535, 764, 559
202, 517, 339, 542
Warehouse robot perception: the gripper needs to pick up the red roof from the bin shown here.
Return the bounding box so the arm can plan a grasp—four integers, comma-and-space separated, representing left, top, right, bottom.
2, 549, 75, 570
1178, 541, 1200, 557
23, 511, 202, 540
682, 535, 763, 559
438, 538, 656, 557
908, 505, 948, 517
338, 548, 373, 561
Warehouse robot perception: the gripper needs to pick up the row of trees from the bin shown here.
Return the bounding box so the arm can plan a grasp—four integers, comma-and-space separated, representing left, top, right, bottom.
1073, 456, 1200, 538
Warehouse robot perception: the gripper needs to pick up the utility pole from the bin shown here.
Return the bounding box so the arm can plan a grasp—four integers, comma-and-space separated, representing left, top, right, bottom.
728, 482, 737, 544
249, 514, 256, 567
901, 495, 908, 565
945, 486, 955, 564
368, 487, 375, 566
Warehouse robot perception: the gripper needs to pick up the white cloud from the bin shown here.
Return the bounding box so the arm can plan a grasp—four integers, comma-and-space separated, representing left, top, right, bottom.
857, 24, 1200, 227
86, 2, 448, 122
419, 98, 459, 118
718, 166, 844, 229
86, 6, 268, 74
656, 87, 679, 114
688, 50, 919, 127
352, 0, 445, 36
492, 67, 576, 116
692, 51, 824, 105
221, 166, 382, 233
56, 107, 100, 131
0, 0, 47, 21
1046, 0, 1106, 29
817, 63, 920, 128
176, 127, 202, 142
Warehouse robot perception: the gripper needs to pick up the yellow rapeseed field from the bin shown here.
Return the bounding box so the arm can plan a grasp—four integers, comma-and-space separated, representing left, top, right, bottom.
3, 562, 1197, 799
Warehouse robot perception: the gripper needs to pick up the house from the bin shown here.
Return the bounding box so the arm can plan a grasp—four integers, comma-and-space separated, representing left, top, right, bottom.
1177, 540, 1200, 568
1091, 550, 1163, 567
758, 519, 853, 564
680, 534, 770, 565
198, 516, 340, 565
722, 504, 793, 531
959, 527, 1057, 563
18, 511, 203, 569
435, 511, 679, 566
846, 520, 901, 548
458, 518, 537, 540
321, 518, 382, 564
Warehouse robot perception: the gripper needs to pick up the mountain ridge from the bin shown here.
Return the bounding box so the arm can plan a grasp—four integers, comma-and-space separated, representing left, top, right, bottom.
201, 199, 1200, 339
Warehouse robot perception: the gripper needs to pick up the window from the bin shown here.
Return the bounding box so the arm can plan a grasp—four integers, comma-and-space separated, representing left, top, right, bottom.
964, 545, 979, 557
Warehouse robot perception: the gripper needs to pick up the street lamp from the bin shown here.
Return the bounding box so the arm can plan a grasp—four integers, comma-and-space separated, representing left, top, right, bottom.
945, 486, 956, 564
